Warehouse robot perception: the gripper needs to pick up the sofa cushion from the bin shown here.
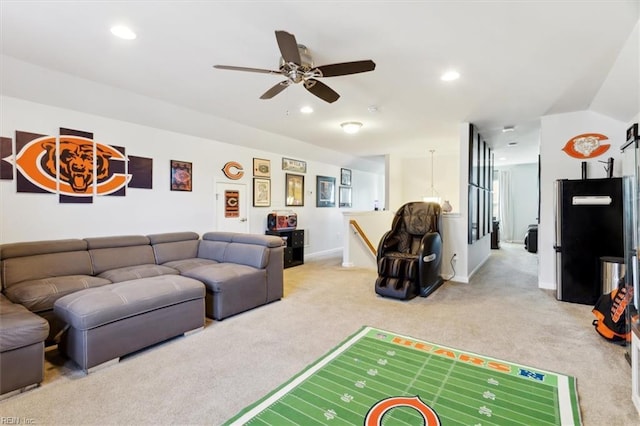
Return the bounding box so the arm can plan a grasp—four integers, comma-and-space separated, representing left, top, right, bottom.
0, 295, 49, 352
152, 240, 200, 265
0, 239, 87, 259
1, 250, 94, 291
54, 275, 205, 330
84, 235, 150, 250
89, 245, 157, 275
182, 263, 265, 293
198, 240, 268, 269
97, 264, 179, 283
162, 258, 218, 274
202, 232, 283, 248
4, 275, 111, 313
147, 232, 199, 245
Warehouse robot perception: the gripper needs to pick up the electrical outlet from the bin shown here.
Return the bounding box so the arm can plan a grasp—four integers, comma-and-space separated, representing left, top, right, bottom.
452, 253, 457, 262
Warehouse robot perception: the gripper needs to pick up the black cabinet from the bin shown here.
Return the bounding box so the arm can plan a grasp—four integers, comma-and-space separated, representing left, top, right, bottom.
266, 229, 304, 268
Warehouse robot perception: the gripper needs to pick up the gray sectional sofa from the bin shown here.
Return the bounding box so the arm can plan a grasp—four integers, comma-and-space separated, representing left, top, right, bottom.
0, 231, 284, 395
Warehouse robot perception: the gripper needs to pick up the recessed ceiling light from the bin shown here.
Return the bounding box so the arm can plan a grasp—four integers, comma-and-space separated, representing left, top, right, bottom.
110, 25, 136, 40
502, 126, 515, 132
440, 70, 460, 81
300, 106, 313, 114
341, 122, 363, 134
499, 157, 507, 161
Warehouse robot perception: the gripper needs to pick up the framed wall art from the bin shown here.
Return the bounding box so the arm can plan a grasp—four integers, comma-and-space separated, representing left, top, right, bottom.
170, 160, 192, 192
253, 158, 270, 177
469, 125, 479, 186
316, 175, 336, 207
339, 186, 352, 208
340, 168, 352, 186
282, 157, 307, 173
285, 173, 304, 206
253, 178, 271, 207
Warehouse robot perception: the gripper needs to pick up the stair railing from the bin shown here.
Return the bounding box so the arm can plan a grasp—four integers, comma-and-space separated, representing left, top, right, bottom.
349, 219, 376, 257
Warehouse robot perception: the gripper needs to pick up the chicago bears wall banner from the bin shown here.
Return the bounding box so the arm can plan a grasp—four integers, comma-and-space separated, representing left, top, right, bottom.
0, 137, 13, 180
0, 127, 153, 203
225, 190, 240, 218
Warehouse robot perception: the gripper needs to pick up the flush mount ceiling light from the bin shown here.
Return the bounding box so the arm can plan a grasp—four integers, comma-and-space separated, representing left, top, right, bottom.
502, 126, 515, 133
440, 70, 460, 81
300, 106, 313, 114
110, 25, 137, 40
341, 122, 363, 134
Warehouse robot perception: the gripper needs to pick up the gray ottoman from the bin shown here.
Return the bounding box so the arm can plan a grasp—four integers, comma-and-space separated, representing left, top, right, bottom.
54, 275, 205, 371
0, 294, 49, 396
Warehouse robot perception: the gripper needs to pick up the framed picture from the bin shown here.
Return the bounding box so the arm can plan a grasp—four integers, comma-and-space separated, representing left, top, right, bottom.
468, 124, 479, 186
468, 185, 478, 244
282, 157, 307, 173
253, 178, 271, 207
285, 173, 304, 206
340, 168, 352, 186
253, 158, 270, 177
479, 141, 486, 189
339, 186, 352, 208
170, 160, 192, 191
316, 175, 336, 207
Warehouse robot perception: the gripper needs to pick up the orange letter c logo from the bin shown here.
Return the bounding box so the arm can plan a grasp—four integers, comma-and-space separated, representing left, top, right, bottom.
365, 396, 440, 426
222, 161, 244, 180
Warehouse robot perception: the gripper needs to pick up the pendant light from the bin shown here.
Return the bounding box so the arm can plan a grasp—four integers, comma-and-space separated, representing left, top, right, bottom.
423, 149, 442, 204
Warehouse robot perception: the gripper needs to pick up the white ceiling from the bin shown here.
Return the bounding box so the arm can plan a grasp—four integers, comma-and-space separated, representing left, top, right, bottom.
1, 1, 639, 168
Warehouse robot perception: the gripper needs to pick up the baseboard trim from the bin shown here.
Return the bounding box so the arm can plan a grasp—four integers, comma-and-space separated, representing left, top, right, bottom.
305, 248, 342, 261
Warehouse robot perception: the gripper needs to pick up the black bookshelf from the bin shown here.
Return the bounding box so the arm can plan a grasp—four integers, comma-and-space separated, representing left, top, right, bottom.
266, 229, 304, 268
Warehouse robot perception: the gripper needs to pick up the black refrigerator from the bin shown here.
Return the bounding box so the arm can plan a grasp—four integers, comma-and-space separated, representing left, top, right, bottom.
554, 177, 624, 305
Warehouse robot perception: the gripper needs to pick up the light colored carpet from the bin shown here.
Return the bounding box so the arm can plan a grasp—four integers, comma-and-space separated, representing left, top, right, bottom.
0, 243, 637, 425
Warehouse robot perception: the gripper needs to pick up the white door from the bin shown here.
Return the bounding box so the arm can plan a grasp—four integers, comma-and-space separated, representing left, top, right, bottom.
216, 181, 249, 233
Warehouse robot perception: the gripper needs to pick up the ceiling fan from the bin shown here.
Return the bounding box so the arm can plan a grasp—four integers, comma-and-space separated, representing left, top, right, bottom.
213, 30, 376, 103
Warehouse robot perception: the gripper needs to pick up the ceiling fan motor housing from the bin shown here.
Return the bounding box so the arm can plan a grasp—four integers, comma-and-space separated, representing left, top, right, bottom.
279, 44, 314, 70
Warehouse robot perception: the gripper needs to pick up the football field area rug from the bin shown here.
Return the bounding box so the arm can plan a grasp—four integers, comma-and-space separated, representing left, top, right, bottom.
224, 326, 581, 425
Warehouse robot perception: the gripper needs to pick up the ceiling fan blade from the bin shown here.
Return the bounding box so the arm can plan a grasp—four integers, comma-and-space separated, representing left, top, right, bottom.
213, 65, 282, 75
275, 30, 302, 65
304, 79, 340, 103
260, 81, 290, 99
315, 60, 376, 77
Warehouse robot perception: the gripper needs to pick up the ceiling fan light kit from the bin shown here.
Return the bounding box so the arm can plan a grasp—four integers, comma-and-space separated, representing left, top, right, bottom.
214, 30, 376, 103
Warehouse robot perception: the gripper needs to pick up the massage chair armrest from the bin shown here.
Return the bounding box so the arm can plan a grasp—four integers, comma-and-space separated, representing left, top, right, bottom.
419, 231, 441, 263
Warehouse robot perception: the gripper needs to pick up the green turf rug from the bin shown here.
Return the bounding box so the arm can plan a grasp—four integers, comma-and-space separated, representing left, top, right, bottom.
224, 326, 581, 425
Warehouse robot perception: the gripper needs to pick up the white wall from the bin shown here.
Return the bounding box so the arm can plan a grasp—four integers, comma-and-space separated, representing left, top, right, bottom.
401, 150, 461, 213
538, 110, 628, 289
0, 96, 383, 257
495, 163, 539, 242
